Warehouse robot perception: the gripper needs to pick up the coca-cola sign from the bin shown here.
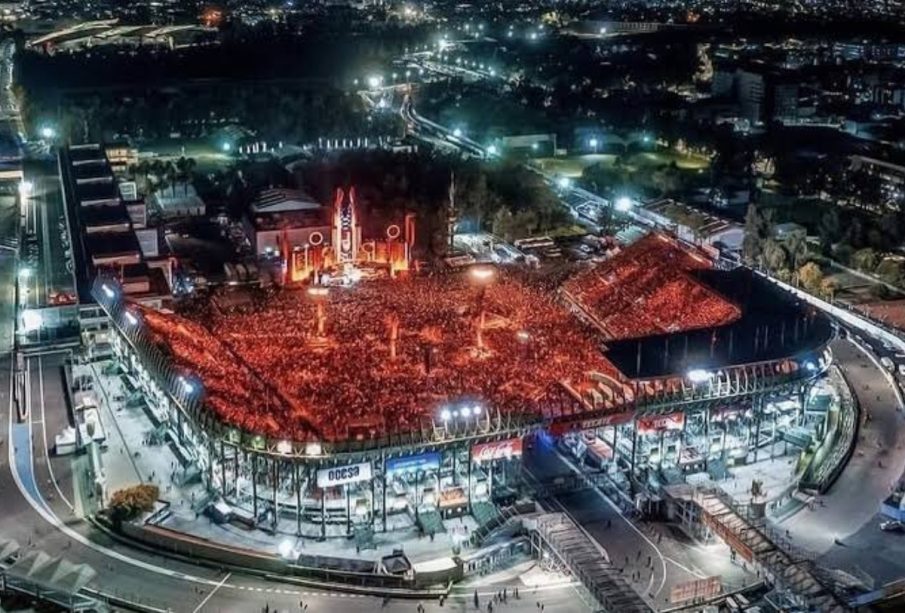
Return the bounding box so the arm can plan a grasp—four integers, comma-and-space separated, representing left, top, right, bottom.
471, 438, 523, 463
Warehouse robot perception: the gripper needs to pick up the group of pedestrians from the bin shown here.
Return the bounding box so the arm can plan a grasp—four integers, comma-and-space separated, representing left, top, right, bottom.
472, 586, 525, 612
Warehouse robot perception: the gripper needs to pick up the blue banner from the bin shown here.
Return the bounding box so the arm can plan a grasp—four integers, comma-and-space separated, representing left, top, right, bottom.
386, 452, 441, 474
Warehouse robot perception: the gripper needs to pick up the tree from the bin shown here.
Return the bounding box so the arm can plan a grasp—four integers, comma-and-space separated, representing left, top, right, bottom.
761, 239, 788, 273
820, 277, 840, 301
850, 248, 879, 273
784, 233, 808, 271
817, 208, 841, 254
742, 203, 773, 267
798, 262, 824, 293
108, 484, 159, 523
875, 258, 905, 288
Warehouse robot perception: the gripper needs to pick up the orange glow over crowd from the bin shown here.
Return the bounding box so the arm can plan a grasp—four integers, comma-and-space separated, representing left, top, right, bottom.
562, 233, 741, 340
138, 272, 619, 442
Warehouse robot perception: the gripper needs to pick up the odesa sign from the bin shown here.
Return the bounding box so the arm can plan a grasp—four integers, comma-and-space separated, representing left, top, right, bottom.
317, 461, 372, 488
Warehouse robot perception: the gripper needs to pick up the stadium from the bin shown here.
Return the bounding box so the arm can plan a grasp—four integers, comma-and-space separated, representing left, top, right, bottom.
91, 231, 835, 539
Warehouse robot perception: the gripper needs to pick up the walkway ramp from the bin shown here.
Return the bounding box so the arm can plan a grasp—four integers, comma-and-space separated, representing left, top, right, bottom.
528, 513, 651, 613
684, 488, 849, 612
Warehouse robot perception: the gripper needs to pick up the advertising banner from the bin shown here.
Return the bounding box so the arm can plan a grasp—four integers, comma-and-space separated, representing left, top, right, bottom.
471, 438, 523, 463
386, 452, 441, 474
316, 461, 372, 488
669, 576, 722, 604
637, 412, 685, 435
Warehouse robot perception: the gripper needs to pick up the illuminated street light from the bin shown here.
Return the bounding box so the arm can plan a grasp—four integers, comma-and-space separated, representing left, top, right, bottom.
367, 75, 381, 89
531, 143, 539, 151
453, 127, 463, 138
600, 27, 608, 34
469, 266, 495, 283
589, 137, 599, 150
440, 408, 451, 422
39, 126, 55, 139
486, 144, 498, 156
615, 196, 633, 212
557, 176, 572, 189
21, 309, 41, 332
221, 142, 231, 153
18, 180, 33, 198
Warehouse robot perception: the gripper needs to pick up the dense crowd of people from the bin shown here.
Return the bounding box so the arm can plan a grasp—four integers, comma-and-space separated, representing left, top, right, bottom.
562, 233, 741, 340
139, 271, 620, 442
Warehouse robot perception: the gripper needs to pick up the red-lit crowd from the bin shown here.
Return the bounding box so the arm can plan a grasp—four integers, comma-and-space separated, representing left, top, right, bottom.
140, 272, 618, 442
562, 233, 740, 340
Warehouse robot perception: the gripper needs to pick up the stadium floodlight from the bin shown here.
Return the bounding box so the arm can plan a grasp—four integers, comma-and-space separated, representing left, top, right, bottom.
440, 408, 452, 422
178, 376, 194, 394
124, 311, 138, 326
686, 369, 712, 383
101, 283, 115, 299
615, 196, 633, 212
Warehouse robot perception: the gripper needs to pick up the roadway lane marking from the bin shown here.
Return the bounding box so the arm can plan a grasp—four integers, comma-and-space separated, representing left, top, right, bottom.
542, 449, 670, 598
192, 571, 231, 613
37, 356, 74, 511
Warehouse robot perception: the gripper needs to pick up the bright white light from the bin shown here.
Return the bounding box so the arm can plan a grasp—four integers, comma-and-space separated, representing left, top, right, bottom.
453, 127, 463, 138
643, 134, 652, 144
18, 181, 33, 197
178, 377, 194, 394
557, 177, 572, 189
101, 283, 115, 299
461, 406, 471, 417
367, 75, 381, 89
18, 267, 31, 280
531, 143, 539, 150
486, 144, 498, 156
278, 540, 294, 558
599, 27, 607, 34
21, 309, 41, 332
124, 311, 138, 326
687, 369, 712, 383
530, 32, 538, 40
440, 408, 451, 422
40, 126, 54, 139
470, 266, 495, 282
221, 142, 231, 152
277, 440, 292, 454
589, 138, 598, 148
615, 197, 633, 212
804, 360, 817, 372
472, 405, 481, 415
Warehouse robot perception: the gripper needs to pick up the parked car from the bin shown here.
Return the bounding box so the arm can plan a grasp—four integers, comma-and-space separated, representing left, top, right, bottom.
880, 520, 904, 532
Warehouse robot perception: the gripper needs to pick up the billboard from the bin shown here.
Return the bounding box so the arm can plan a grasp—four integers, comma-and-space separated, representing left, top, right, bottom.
669, 576, 722, 604
386, 452, 441, 474
637, 412, 685, 435
472, 438, 523, 463
316, 461, 372, 488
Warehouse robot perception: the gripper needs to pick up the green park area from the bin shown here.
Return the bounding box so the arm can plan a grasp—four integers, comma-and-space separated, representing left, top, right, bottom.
535, 149, 710, 178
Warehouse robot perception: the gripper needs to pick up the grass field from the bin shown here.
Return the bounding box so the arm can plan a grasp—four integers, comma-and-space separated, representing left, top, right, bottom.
534, 150, 710, 178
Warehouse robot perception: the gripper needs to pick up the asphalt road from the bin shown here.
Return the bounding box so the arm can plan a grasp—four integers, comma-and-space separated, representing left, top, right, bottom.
1, 353, 590, 613
782, 338, 905, 584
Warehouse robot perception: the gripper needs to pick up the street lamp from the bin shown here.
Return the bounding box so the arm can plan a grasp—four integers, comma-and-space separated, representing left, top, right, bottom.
589, 137, 599, 152
453, 127, 463, 138
39, 126, 55, 140
367, 75, 381, 89
486, 144, 498, 157
557, 176, 572, 190
615, 196, 633, 212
